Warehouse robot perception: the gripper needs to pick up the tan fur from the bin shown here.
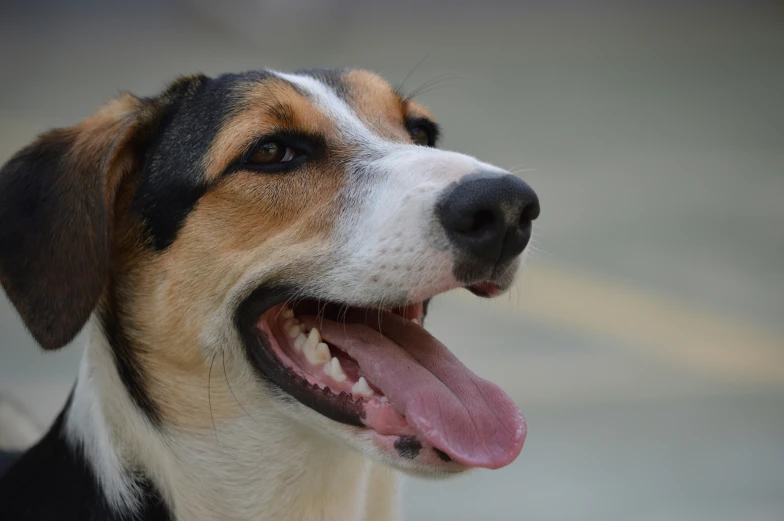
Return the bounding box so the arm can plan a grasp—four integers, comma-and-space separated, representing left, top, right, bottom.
342, 70, 410, 141
71, 94, 143, 181
402, 100, 435, 122
116, 156, 346, 429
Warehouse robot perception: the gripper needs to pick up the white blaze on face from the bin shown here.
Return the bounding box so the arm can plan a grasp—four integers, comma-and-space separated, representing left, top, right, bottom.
272, 71, 509, 305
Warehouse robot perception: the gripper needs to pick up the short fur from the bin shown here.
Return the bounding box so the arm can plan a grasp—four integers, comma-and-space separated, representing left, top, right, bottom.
0, 69, 533, 520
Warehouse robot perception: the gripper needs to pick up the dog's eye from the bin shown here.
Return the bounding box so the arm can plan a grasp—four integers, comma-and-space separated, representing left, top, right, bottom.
405, 118, 439, 147
409, 126, 431, 147
247, 141, 296, 165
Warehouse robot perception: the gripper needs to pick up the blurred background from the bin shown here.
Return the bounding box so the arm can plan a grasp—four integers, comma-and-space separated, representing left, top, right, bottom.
1, 0, 783, 519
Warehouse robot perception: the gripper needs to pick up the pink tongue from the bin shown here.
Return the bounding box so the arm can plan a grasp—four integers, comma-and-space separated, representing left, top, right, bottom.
302, 314, 525, 469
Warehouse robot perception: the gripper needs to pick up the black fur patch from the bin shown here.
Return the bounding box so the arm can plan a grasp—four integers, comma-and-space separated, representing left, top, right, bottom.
394, 436, 422, 460
97, 303, 162, 428
132, 73, 262, 250
0, 399, 171, 521
133, 75, 215, 250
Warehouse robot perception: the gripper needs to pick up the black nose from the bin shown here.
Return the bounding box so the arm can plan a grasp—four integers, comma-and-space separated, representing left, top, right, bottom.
437, 172, 540, 267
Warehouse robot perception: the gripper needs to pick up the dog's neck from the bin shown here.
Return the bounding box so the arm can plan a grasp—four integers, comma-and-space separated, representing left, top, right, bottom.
64, 321, 399, 521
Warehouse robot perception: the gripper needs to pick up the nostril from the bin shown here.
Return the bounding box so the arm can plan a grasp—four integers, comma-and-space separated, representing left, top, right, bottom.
469, 209, 495, 234
518, 211, 531, 230
520, 199, 541, 222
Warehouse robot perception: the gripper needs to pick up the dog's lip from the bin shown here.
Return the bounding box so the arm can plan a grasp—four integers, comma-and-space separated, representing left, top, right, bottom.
467, 280, 503, 297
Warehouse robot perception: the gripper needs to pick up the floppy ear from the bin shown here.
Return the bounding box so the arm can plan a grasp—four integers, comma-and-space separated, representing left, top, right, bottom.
0, 94, 148, 350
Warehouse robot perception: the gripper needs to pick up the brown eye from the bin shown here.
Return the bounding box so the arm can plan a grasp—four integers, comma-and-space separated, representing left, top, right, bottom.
409, 126, 431, 146
247, 141, 296, 165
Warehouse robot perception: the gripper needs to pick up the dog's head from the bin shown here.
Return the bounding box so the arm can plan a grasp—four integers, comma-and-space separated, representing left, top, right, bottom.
0, 69, 538, 475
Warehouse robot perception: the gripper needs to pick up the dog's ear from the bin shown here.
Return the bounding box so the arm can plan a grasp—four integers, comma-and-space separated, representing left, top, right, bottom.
0, 76, 208, 350
0, 95, 146, 350
0, 75, 208, 350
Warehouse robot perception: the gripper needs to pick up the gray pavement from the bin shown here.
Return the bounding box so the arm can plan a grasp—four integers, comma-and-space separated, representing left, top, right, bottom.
1, 2, 782, 520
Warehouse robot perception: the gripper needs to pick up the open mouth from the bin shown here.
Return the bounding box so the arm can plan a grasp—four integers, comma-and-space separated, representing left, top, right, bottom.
237, 288, 525, 470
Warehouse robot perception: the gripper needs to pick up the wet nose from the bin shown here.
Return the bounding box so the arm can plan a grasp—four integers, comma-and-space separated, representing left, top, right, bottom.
437, 172, 540, 267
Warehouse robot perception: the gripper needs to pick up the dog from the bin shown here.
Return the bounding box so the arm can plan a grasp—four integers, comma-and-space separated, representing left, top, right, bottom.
0, 68, 539, 521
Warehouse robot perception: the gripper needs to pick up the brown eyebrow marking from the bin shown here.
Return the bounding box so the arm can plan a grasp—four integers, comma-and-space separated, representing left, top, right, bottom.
402, 99, 436, 122
268, 102, 293, 123
202, 78, 332, 180
341, 70, 414, 142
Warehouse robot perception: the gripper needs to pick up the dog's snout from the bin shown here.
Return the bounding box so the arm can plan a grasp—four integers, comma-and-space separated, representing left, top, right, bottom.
437, 172, 540, 267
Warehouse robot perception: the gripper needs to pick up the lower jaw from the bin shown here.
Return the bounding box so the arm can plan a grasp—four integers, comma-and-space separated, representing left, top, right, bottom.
236, 292, 468, 472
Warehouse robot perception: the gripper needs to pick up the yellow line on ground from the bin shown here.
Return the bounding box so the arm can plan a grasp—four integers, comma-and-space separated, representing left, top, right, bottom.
462, 265, 784, 386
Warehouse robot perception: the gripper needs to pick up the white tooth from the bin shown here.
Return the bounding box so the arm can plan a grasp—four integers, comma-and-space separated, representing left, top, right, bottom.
379, 396, 389, 403
289, 326, 302, 338
294, 333, 307, 351
282, 308, 294, 318
303, 342, 318, 364
327, 357, 347, 382
315, 343, 330, 362
287, 325, 300, 339
305, 338, 330, 365
351, 377, 374, 397
410, 318, 420, 325
307, 328, 321, 350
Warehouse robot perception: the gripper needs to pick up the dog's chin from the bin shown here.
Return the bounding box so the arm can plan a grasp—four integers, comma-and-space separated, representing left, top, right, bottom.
274, 398, 472, 477
235, 281, 526, 475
